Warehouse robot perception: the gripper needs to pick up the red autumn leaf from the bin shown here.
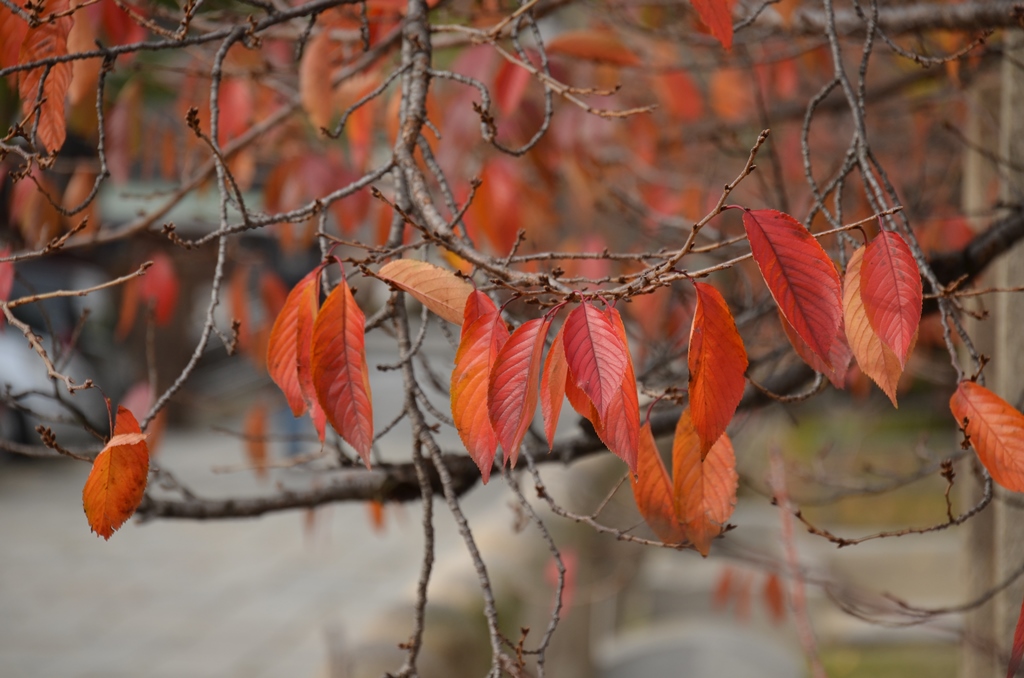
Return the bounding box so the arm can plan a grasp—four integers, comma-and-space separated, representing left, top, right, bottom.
950, 381, 1024, 493
541, 322, 569, 451
138, 252, 179, 326
267, 267, 321, 418
311, 278, 374, 466
763, 572, 787, 623
295, 270, 328, 442
19, 0, 73, 153
595, 307, 640, 474
688, 282, 747, 458
488, 317, 550, 467
860, 230, 922, 368
82, 407, 150, 539
563, 302, 628, 421
779, 309, 853, 390
545, 29, 641, 66
451, 291, 509, 483
690, 0, 734, 49
377, 259, 474, 325
0, 5, 29, 76
367, 500, 386, 533
1007, 592, 1024, 678
652, 70, 704, 122
494, 57, 533, 115
244, 401, 269, 480
299, 28, 334, 130
843, 246, 904, 406
713, 567, 735, 608
741, 208, 843, 367
672, 409, 738, 556
0, 248, 13, 302
632, 422, 686, 543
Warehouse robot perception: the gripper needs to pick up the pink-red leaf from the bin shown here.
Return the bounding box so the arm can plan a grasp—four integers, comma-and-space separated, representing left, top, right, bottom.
488, 317, 550, 467
595, 307, 640, 474
82, 407, 149, 539
563, 302, 628, 420
311, 279, 374, 466
138, 252, 179, 326
541, 323, 569, 451
451, 291, 509, 483
633, 422, 686, 543
741, 208, 842, 367
672, 409, 738, 556
860, 230, 922, 368
1008, 592, 1024, 678
267, 268, 321, 418
689, 282, 747, 458
950, 381, 1024, 493
843, 246, 904, 406
691, 0, 734, 49
779, 309, 853, 390
377, 259, 474, 325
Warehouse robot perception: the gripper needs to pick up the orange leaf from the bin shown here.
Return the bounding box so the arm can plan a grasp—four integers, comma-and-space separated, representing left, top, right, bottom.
82, 407, 150, 539
267, 267, 321, 418
950, 381, 1024, 493
563, 302, 628, 421
451, 291, 509, 483
494, 57, 533, 115
672, 409, 737, 556
299, 29, 334, 130
633, 422, 686, 543
0, 247, 13, 302
138, 252, 179, 326
843, 247, 903, 406
545, 29, 640, 66
741, 208, 842, 367
295, 270, 328, 442
594, 307, 640, 474
691, 0, 734, 49
688, 282, 747, 458
377, 259, 474, 325
541, 321, 569, 451
19, 0, 73, 153
779, 309, 852, 390
488, 317, 550, 467
763, 572, 787, 623
860, 230, 922, 368
311, 278, 374, 466
244, 401, 268, 480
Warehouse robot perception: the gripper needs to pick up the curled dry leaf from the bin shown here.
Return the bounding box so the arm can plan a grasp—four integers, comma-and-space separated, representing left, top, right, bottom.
950, 381, 1024, 493
451, 291, 508, 483
741, 208, 842, 368
82, 407, 150, 539
377, 259, 474, 325
672, 409, 738, 556
311, 278, 374, 467
487, 317, 550, 468
689, 282, 747, 458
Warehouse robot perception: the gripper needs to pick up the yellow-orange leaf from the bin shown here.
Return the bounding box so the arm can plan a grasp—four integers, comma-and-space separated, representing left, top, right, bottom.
244, 401, 269, 480
950, 381, 1024, 493
82, 407, 150, 539
672, 409, 737, 556
545, 29, 641, 66
19, 0, 73, 153
843, 247, 903, 406
377, 259, 473, 325
632, 422, 686, 544
688, 282, 747, 458
299, 29, 334, 130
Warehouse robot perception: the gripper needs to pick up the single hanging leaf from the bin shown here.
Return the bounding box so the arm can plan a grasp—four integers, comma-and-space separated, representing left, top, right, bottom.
594, 307, 640, 474
19, 0, 73, 153
294, 269, 327, 442
138, 252, 180, 326
1007, 592, 1024, 678
82, 407, 150, 539
311, 278, 374, 466
763, 573, 787, 623
741, 208, 842, 367
632, 422, 686, 543
244, 401, 269, 480
690, 0, 734, 50
688, 282, 747, 458
451, 291, 509, 483
299, 28, 334, 130
267, 267, 322, 418
541, 323, 569, 451
950, 381, 1024, 493
843, 247, 904, 406
488, 317, 550, 467
563, 302, 628, 420
779, 309, 853, 390
672, 409, 738, 556
860, 230, 922, 368
377, 260, 474, 325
